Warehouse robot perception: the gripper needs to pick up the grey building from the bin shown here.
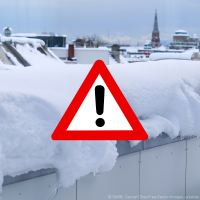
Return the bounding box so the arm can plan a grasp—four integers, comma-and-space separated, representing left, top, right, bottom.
169, 30, 199, 50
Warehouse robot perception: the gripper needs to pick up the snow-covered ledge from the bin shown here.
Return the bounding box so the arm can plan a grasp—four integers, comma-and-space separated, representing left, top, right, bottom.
0, 34, 45, 48
1, 60, 200, 193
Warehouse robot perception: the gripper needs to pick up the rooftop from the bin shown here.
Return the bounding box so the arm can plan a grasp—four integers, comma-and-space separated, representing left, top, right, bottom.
1, 59, 200, 192
12, 33, 66, 37
173, 30, 189, 36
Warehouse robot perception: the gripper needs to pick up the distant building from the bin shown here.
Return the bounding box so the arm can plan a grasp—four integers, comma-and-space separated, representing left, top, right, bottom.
3, 27, 12, 37
74, 39, 84, 47
144, 40, 152, 49
85, 39, 94, 47
0, 35, 58, 66
12, 32, 66, 47
151, 10, 161, 48
74, 39, 94, 48
50, 46, 109, 64
169, 30, 199, 50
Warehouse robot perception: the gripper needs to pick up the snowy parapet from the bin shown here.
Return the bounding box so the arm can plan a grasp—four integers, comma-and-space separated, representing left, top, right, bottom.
0, 92, 118, 193
150, 52, 192, 61
107, 60, 200, 145
1, 60, 200, 192
0, 35, 45, 48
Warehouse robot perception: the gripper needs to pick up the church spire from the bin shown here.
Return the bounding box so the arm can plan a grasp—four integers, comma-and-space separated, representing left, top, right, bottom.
153, 9, 159, 33
151, 9, 161, 48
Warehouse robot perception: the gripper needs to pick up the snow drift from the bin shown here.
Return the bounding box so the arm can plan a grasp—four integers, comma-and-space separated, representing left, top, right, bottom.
0, 51, 118, 193
150, 52, 192, 61
1, 54, 200, 193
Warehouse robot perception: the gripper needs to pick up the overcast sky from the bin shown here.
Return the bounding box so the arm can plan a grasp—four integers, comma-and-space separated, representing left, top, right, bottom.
1, 0, 200, 44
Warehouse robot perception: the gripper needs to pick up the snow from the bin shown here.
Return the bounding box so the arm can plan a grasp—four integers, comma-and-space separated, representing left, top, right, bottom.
185, 48, 199, 53
75, 47, 109, 51
12, 33, 66, 38
193, 34, 198, 38
0, 35, 45, 47
47, 48, 65, 64
109, 54, 129, 64
150, 53, 192, 61
109, 55, 118, 64
0, 65, 6, 70
175, 29, 187, 33
15, 43, 60, 66
3, 27, 13, 31
2, 46, 23, 67
126, 55, 149, 62
120, 54, 129, 64
2, 57, 200, 193
0, 61, 118, 193
173, 30, 189, 36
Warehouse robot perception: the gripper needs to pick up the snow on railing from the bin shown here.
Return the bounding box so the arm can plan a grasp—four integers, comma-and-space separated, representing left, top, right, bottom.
0, 34, 45, 48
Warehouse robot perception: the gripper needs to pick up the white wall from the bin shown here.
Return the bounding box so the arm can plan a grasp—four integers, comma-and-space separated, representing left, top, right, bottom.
75, 48, 109, 65
1, 173, 76, 200
49, 48, 68, 59
50, 47, 109, 65
2, 137, 200, 200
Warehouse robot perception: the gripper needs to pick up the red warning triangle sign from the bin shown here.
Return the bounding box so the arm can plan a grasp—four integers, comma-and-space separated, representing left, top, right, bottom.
52, 60, 148, 140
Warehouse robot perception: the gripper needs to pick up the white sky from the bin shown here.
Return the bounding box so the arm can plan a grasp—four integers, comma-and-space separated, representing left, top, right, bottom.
1, 0, 200, 44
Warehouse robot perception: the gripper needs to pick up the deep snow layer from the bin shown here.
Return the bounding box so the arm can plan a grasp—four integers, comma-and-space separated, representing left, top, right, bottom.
0, 61, 118, 193
1, 58, 200, 192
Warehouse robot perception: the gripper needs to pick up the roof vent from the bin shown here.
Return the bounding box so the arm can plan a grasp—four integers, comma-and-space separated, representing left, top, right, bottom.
3, 27, 12, 37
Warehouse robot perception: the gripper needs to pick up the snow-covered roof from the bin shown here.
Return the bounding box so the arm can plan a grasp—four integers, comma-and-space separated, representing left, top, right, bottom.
173, 30, 189, 36
50, 47, 109, 51
175, 29, 187, 34
12, 33, 43, 37
122, 47, 140, 53
1, 59, 200, 192
12, 33, 66, 37
0, 35, 45, 47
3, 27, 13, 31
149, 52, 192, 61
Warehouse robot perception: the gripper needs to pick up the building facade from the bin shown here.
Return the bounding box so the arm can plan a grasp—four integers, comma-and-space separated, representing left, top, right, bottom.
169, 30, 199, 50
144, 40, 152, 49
151, 10, 161, 48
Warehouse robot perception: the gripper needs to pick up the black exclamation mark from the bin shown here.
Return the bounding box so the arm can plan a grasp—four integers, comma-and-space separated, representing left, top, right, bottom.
95, 85, 105, 127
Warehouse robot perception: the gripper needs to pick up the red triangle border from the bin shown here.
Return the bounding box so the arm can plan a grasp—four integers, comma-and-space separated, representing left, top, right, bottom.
51, 60, 148, 140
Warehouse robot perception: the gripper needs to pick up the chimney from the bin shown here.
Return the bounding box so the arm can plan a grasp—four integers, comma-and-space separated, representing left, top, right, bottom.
68, 44, 74, 60
111, 44, 120, 63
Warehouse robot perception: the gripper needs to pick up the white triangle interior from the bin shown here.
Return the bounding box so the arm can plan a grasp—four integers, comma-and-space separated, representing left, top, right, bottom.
67, 75, 133, 130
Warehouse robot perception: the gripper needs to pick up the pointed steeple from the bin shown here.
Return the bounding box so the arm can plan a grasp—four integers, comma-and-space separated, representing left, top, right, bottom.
153, 9, 159, 33
151, 9, 161, 48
